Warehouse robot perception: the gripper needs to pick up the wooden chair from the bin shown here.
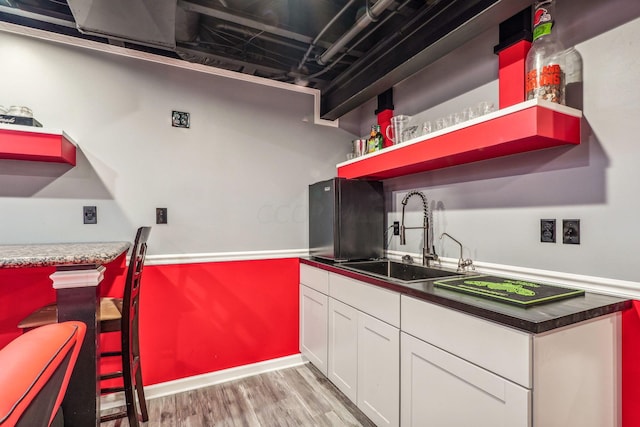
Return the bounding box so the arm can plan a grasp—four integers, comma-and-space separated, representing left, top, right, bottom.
99, 226, 151, 426
18, 226, 152, 427
0, 321, 86, 427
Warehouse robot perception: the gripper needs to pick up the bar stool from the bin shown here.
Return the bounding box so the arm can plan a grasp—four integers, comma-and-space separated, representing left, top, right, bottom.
99, 226, 151, 426
18, 226, 152, 427
0, 321, 86, 427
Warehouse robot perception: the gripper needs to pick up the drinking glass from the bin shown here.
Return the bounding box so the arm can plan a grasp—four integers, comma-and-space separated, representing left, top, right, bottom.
465, 106, 478, 120
454, 110, 468, 124
435, 117, 449, 131
477, 101, 495, 116
446, 113, 455, 127
386, 115, 411, 144
352, 139, 367, 157
402, 126, 418, 142
7, 106, 33, 118
421, 121, 432, 136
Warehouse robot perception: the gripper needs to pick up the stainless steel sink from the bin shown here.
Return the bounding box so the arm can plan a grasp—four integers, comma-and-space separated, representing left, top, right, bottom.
339, 260, 462, 283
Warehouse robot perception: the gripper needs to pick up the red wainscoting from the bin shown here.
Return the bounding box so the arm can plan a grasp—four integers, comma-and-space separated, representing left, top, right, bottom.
622, 301, 640, 427
0, 266, 56, 347
0, 254, 126, 348
136, 258, 300, 385
0, 257, 300, 388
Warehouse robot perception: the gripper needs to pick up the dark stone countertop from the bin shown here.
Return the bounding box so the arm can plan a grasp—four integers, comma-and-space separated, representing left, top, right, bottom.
301, 257, 631, 334
0, 242, 131, 268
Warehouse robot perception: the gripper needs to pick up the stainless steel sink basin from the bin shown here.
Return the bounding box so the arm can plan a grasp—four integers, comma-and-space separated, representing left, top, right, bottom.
339, 260, 462, 283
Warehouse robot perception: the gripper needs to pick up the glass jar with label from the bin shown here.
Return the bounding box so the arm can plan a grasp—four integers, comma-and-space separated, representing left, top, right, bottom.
525, 0, 566, 104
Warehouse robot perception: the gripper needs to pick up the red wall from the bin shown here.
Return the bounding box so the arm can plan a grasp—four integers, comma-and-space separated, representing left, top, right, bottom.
622, 301, 640, 427
136, 258, 300, 385
0, 265, 56, 346
0, 257, 300, 387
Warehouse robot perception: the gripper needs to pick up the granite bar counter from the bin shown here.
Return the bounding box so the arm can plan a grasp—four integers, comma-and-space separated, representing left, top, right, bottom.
301, 257, 631, 334
1, 241, 131, 427
0, 241, 130, 268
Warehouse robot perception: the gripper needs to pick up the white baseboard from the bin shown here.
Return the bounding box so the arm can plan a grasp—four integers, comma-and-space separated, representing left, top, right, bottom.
101, 354, 307, 410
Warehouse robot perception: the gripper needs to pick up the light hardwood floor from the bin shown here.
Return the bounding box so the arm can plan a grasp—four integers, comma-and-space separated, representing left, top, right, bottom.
102, 363, 377, 426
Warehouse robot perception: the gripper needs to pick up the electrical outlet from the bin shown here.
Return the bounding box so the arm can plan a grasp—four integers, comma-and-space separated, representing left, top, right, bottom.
540, 219, 556, 243
156, 208, 167, 224
83, 206, 97, 224
562, 219, 580, 244
393, 221, 400, 236
171, 111, 190, 128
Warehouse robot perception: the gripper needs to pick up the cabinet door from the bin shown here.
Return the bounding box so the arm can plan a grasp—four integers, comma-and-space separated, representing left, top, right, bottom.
401, 332, 530, 427
300, 285, 328, 375
328, 298, 359, 402
358, 312, 400, 427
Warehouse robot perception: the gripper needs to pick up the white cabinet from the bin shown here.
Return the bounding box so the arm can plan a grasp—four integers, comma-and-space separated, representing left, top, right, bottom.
531, 315, 621, 427
328, 273, 400, 427
301, 265, 621, 427
401, 332, 530, 427
328, 298, 358, 401
299, 264, 330, 375
300, 284, 328, 375
328, 299, 400, 427
401, 295, 532, 387
401, 295, 621, 427
358, 312, 400, 427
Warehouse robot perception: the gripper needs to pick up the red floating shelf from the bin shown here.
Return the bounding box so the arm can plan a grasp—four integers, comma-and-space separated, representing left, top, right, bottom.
337, 99, 581, 180
0, 124, 77, 166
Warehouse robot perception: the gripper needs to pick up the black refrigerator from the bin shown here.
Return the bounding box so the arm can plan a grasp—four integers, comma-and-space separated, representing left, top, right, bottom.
309, 177, 384, 261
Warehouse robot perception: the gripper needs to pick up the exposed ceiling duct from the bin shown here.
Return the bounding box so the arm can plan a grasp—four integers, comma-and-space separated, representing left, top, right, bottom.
66, 0, 177, 49
175, 6, 199, 42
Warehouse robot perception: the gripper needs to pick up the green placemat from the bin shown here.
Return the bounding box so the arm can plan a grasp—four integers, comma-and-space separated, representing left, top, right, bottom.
433, 275, 585, 307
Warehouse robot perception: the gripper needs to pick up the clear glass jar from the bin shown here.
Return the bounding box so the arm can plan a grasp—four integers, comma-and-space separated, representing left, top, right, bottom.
525, 0, 566, 104
7, 106, 33, 118
563, 47, 583, 109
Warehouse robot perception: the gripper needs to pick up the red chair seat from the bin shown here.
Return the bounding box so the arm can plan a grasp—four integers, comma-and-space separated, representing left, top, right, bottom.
0, 321, 86, 427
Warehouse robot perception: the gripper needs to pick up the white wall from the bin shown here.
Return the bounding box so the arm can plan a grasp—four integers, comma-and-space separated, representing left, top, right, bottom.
0, 29, 355, 254
355, 0, 640, 284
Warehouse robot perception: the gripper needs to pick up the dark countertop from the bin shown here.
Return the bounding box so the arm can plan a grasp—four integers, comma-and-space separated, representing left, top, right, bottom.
301, 257, 631, 334
0, 242, 131, 268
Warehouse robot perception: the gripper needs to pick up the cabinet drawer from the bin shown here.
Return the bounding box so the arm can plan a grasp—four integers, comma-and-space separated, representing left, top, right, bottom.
300, 264, 329, 294
329, 273, 400, 328
401, 295, 532, 388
